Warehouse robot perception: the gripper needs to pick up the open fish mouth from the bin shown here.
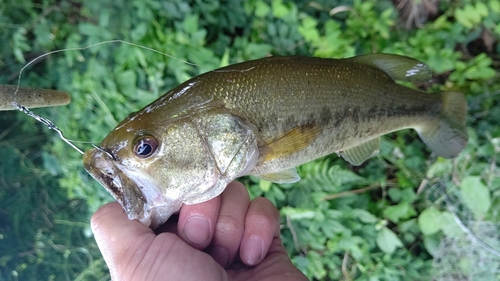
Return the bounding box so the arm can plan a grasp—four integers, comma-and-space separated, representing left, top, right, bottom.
83, 148, 178, 228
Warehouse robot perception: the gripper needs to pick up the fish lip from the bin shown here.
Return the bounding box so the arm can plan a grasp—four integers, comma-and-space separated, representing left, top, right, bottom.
83, 148, 150, 222
83, 148, 178, 228
114, 166, 178, 228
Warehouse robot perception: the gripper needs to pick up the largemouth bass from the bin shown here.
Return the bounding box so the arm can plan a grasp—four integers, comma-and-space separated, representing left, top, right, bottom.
0, 85, 71, 110
83, 54, 468, 228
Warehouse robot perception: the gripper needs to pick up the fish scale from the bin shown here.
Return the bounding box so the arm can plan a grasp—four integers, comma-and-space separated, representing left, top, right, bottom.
83, 54, 468, 229
181, 57, 443, 174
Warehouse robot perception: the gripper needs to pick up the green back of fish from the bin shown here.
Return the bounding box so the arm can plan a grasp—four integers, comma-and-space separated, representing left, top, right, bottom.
149, 56, 436, 137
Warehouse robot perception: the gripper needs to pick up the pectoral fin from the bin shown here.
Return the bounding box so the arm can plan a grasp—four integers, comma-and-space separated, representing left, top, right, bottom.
260, 123, 322, 162
258, 168, 300, 183
338, 138, 380, 166
350, 54, 432, 82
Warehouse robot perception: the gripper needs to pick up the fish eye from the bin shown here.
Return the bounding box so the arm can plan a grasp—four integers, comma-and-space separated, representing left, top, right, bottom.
133, 136, 158, 158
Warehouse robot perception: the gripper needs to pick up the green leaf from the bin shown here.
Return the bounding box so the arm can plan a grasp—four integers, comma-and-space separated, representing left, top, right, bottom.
42, 152, 63, 176
116, 70, 137, 97
307, 251, 327, 279
460, 176, 491, 218
219, 48, 229, 67
423, 233, 441, 256
259, 179, 272, 192
321, 219, 347, 235
298, 17, 320, 43
439, 211, 463, 238
254, 0, 270, 18
244, 42, 273, 59
383, 202, 417, 223
491, 0, 500, 13
454, 8, 473, 28
418, 206, 442, 235
183, 15, 199, 35
33, 20, 53, 47
376, 227, 403, 254
475, 2, 489, 17
352, 209, 378, 224
270, 185, 286, 202
13, 48, 25, 63
79, 23, 101, 36
131, 23, 148, 41
280, 207, 317, 220
426, 159, 452, 178
272, 0, 288, 18
395, 171, 414, 188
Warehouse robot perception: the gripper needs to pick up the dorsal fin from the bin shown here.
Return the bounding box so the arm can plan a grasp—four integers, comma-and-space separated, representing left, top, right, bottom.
349, 54, 432, 82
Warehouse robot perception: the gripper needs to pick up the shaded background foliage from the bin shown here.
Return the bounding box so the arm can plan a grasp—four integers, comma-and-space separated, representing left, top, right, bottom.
0, 0, 499, 280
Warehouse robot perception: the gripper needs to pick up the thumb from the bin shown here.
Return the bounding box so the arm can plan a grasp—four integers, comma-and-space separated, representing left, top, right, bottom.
92, 202, 229, 281
91, 202, 155, 279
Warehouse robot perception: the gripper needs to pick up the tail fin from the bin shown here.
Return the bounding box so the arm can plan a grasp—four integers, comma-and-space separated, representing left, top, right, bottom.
417, 92, 468, 158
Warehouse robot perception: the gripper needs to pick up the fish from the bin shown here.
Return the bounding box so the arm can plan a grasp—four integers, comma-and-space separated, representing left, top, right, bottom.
0, 85, 71, 110
83, 54, 468, 229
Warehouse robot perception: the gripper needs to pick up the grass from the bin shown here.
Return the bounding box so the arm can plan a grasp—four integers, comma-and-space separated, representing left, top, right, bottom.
1, 0, 499, 280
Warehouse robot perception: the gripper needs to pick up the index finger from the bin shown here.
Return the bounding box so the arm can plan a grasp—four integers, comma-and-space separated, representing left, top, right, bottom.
239, 197, 280, 266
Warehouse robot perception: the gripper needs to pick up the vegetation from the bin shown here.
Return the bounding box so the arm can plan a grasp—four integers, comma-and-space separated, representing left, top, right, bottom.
1, 0, 499, 280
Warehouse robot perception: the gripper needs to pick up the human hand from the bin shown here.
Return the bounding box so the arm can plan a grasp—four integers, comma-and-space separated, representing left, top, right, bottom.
91, 181, 308, 281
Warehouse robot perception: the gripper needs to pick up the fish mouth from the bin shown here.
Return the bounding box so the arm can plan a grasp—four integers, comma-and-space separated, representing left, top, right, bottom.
83, 148, 177, 228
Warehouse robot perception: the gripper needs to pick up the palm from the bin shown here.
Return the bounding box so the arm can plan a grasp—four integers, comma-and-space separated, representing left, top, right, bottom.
121, 233, 304, 281
91, 182, 307, 281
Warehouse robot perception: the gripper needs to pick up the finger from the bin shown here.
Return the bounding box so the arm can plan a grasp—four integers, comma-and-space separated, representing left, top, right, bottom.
206, 181, 250, 268
178, 194, 222, 249
239, 196, 280, 266
92, 202, 229, 280
228, 236, 309, 281
91, 202, 156, 279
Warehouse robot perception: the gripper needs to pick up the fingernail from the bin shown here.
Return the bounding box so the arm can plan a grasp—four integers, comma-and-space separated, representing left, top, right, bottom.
209, 246, 229, 268
242, 235, 264, 265
183, 216, 210, 245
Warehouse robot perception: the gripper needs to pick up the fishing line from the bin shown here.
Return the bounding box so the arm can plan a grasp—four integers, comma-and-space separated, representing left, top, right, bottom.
13, 39, 197, 97
16, 103, 85, 154
447, 203, 500, 257
427, 177, 500, 280
13, 39, 196, 154
426, 91, 500, 279
441, 183, 500, 257
92, 144, 117, 161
